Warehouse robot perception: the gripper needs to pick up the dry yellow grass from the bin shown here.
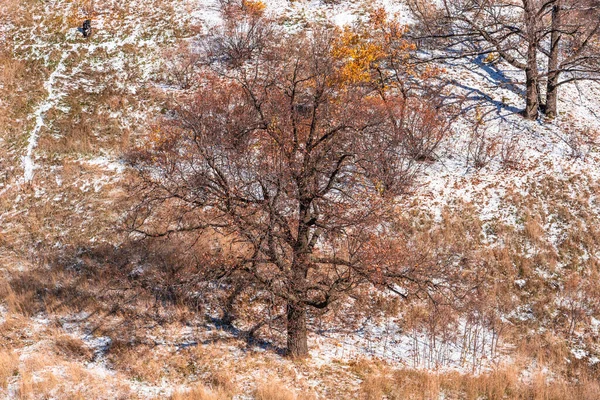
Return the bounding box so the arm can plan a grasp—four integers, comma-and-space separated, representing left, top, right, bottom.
254, 380, 297, 400
254, 380, 316, 400
171, 384, 231, 400
5, 350, 132, 400
52, 334, 93, 361
0, 350, 18, 389
1, 186, 598, 399
357, 365, 600, 400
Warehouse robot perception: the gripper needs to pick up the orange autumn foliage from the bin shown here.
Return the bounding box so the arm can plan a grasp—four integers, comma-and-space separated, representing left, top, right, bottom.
331, 8, 442, 88
332, 27, 385, 84
242, 0, 266, 17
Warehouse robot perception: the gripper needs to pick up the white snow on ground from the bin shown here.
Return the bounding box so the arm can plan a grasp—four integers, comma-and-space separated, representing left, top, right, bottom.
309, 318, 504, 373
22, 50, 70, 182
271, 0, 412, 27
413, 55, 600, 230
0, 304, 6, 325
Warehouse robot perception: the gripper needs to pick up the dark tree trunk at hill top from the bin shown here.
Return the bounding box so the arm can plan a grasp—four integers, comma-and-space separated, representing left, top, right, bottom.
524, 48, 540, 119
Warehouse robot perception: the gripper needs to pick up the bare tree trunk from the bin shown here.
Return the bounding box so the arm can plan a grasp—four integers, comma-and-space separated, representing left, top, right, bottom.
524, 71, 540, 119
286, 262, 309, 358
286, 300, 308, 357
222, 284, 243, 326
524, 43, 540, 119
522, 0, 540, 119
546, 2, 562, 118
285, 199, 312, 358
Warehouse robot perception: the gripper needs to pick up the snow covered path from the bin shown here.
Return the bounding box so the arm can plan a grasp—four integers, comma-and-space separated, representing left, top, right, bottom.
22, 49, 70, 183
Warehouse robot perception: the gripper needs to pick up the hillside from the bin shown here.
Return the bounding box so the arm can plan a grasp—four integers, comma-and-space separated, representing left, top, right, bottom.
1, 0, 600, 399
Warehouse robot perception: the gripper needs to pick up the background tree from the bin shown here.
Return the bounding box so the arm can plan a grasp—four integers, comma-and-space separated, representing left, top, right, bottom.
408, 0, 551, 119
408, 0, 600, 119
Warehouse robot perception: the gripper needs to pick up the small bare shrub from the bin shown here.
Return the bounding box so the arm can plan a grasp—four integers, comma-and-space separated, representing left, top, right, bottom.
466, 124, 498, 169
400, 97, 453, 162
558, 125, 599, 160
204, 1, 273, 68
566, 132, 586, 159
162, 42, 200, 90
499, 135, 525, 170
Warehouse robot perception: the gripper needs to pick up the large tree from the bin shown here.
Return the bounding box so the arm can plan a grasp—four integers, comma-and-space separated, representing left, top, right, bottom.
128, 7, 449, 357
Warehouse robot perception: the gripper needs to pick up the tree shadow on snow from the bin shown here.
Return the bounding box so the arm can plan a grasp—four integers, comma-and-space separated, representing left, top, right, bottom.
0, 241, 285, 358
469, 54, 525, 97
448, 80, 522, 118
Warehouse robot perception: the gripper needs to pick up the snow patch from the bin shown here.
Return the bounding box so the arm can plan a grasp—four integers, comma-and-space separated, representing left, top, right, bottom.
22, 50, 71, 182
